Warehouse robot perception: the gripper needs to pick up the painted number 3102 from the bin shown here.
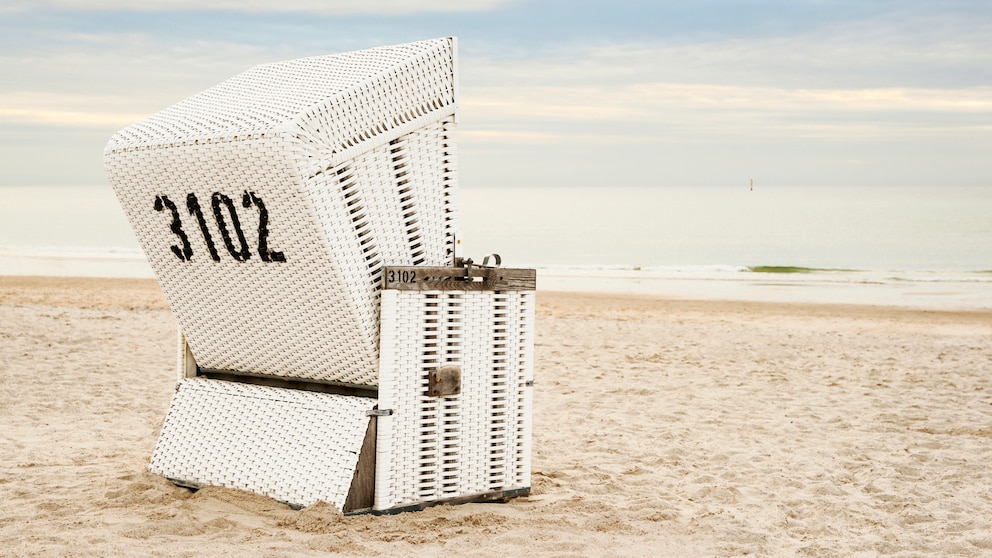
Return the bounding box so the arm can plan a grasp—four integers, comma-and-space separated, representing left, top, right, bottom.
154, 191, 286, 263
386, 269, 417, 283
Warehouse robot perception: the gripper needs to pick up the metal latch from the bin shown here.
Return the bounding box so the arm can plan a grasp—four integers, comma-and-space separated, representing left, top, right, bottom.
428, 365, 461, 397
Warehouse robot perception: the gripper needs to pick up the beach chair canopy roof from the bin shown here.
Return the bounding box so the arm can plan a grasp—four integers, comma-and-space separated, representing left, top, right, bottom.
107, 37, 457, 173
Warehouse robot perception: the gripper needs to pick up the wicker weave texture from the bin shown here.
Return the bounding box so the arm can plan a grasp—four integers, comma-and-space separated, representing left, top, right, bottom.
104, 38, 458, 386
375, 289, 534, 510
150, 377, 375, 509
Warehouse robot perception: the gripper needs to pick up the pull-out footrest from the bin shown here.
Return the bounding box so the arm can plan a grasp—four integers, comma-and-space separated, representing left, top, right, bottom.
150, 377, 377, 511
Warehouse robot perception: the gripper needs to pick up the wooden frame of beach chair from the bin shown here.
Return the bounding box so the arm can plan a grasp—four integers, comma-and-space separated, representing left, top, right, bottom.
104, 38, 534, 513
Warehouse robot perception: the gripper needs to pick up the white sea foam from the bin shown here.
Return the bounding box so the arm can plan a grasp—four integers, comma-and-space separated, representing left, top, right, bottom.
2, 185, 990, 307
0, 247, 153, 278
535, 267, 992, 310
0, 246, 144, 258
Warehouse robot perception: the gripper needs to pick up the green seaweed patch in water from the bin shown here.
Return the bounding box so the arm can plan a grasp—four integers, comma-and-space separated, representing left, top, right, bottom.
748, 266, 859, 274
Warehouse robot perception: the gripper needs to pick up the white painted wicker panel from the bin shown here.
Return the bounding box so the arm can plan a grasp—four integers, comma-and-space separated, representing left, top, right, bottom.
105, 138, 382, 384
105, 38, 459, 386
358, 143, 415, 267
375, 289, 534, 511
391, 120, 459, 266
288, 40, 458, 178
150, 377, 376, 509
301, 119, 459, 371
502, 291, 535, 489
106, 38, 456, 168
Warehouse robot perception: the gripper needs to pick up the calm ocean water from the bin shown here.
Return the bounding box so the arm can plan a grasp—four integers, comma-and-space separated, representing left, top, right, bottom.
2, 184, 990, 308
457, 185, 992, 273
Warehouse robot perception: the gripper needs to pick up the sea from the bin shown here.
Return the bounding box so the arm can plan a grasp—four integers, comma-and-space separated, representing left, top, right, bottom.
2, 185, 991, 309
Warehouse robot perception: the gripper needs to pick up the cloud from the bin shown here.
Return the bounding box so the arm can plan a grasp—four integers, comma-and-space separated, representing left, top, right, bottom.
2, 1, 990, 188
0, 107, 148, 128
0, 31, 279, 119
461, 10, 992, 90
462, 83, 992, 126
0, 92, 152, 128
454, 9, 992, 148
2, 0, 510, 14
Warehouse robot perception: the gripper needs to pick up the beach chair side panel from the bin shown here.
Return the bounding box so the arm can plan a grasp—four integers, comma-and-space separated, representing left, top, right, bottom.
106, 136, 381, 385
374, 288, 534, 511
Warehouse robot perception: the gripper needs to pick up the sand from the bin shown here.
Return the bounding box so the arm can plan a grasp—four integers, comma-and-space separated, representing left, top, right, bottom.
2, 275, 991, 557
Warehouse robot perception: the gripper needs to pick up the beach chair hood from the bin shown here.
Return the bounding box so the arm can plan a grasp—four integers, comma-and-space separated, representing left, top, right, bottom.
104, 38, 459, 387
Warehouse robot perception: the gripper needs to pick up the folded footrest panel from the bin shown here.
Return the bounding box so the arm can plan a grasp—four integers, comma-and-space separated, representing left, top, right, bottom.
150, 377, 376, 509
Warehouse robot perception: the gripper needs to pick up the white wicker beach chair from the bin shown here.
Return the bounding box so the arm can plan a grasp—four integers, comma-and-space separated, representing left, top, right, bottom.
106, 38, 534, 513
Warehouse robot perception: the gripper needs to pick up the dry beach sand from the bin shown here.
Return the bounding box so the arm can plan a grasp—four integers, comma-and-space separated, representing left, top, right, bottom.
2, 275, 991, 556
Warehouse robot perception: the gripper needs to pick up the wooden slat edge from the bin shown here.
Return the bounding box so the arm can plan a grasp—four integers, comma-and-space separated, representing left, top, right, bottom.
343, 415, 377, 513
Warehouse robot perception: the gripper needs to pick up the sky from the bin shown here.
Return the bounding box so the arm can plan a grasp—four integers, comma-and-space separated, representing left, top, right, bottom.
1, 0, 990, 189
